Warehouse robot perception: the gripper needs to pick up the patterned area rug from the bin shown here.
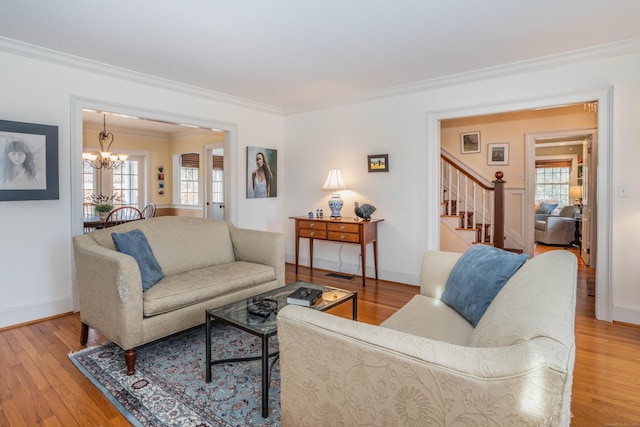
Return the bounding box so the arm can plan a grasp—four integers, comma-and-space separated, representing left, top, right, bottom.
69, 324, 281, 426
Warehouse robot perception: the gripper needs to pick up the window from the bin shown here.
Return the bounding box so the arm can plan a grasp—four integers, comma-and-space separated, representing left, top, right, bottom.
112, 158, 141, 208
180, 153, 200, 205
536, 164, 570, 206
83, 155, 145, 210
82, 161, 97, 201
211, 155, 223, 204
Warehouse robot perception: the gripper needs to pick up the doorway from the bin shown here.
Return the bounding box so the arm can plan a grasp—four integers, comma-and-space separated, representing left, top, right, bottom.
430, 88, 612, 322
527, 128, 597, 266
72, 98, 239, 234
205, 143, 225, 221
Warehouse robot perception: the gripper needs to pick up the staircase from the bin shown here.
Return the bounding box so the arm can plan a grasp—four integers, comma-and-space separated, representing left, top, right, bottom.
441, 152, 505, 249
441, 198, 492, 244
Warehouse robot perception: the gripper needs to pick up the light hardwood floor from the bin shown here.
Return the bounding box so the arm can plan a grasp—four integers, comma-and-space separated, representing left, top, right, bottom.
1, 248, 639, 426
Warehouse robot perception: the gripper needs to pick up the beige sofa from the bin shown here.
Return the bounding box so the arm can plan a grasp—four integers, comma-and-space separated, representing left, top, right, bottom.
73, 216, 285, 374
278, 249, 577, 426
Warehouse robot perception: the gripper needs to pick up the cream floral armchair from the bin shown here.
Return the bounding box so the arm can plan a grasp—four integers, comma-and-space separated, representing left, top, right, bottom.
277, 249, 577, 426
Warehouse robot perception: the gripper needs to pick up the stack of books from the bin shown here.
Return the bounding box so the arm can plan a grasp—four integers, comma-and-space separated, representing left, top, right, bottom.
287, 287, 323, 307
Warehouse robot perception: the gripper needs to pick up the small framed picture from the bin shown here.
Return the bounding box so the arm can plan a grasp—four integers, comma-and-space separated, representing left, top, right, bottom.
487, 143, 509, 166
461, 131, 480, 154
368, 154, 388, 172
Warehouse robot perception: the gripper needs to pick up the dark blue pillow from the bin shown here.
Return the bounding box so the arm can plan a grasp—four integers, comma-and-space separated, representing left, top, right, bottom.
441, 245, 528, 327
111, 229, 164, 291
535, 202, 558, 215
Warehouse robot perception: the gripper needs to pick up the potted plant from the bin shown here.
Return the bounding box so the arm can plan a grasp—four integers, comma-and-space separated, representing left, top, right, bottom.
87, 193, 123, 219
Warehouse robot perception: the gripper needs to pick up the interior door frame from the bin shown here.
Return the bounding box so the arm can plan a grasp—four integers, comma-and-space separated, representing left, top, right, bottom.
428, 87, 612, 322
70, 96, 239, 310
204, 141, 226, 220
525, 129, 595, 259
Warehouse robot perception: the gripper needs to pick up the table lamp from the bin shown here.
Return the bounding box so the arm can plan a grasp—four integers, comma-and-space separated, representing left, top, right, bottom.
321, 169, 347, 219
569, 185, 583, 206
569, 185, 583, 215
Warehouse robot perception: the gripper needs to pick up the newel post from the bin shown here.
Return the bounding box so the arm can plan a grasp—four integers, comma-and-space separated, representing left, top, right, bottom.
493, 171, 505, 249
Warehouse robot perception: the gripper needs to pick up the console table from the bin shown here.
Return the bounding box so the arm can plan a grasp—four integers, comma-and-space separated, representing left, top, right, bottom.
290, 216, 383, 286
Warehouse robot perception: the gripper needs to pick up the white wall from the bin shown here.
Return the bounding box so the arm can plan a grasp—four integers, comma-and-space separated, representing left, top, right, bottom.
0, 44, 284, 328
284, 49, 640, 324
3, 38, 640, 328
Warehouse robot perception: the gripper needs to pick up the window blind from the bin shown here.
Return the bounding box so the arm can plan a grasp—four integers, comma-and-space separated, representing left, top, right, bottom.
535, 159, 572, 169
180, 153, 199, 168
212, 155, 223, 170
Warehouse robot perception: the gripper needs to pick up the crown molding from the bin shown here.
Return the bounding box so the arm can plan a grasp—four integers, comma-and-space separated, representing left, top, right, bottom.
285, 37, 640, 115
0, 36, 283, 116
3, 35, 639, 117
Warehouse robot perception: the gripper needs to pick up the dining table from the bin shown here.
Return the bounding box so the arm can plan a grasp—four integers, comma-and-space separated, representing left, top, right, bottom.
84, 215, 106, 230
83, 215, 143, 231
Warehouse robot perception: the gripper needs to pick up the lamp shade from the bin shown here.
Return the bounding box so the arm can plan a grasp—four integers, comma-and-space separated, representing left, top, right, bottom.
321, 169, 347, 191
569, 185, 583, 200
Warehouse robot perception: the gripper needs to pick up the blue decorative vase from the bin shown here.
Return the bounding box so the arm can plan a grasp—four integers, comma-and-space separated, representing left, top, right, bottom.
328, 193, 343, 218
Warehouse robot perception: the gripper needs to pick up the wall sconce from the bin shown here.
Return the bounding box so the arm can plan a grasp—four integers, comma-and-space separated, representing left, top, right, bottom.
321, 169, 347, 219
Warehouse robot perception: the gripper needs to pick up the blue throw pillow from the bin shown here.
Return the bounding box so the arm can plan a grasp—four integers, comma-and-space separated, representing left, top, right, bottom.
441, 245, 528, 327
535, 202, 558, 215
111, 229, 164, 291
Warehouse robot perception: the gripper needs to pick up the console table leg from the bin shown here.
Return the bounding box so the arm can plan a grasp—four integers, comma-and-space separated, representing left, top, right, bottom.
360, 241, 367, 287
373, 240, 379, 280
295, 237, 300, 273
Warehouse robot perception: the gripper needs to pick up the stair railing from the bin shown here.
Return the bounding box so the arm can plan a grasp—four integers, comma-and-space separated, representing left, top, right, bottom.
441, 152, 505, 248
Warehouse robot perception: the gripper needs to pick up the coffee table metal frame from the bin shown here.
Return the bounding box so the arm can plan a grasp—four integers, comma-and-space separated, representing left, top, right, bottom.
205, 281, 357, 418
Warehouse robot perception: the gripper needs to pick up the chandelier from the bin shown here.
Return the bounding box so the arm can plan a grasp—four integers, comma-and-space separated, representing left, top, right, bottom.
83, 114, 128, 169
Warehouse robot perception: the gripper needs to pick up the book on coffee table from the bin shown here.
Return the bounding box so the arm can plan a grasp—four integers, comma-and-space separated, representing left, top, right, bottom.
287, 287, 323, 306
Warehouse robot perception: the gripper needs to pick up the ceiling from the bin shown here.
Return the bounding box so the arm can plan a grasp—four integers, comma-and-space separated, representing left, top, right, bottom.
2, 1, 640, 113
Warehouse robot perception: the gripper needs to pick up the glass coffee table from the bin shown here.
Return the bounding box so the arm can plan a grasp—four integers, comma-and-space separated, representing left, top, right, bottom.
205, 281, 357, 418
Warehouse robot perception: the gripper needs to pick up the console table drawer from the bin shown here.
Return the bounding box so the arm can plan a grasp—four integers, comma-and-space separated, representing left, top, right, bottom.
299, 229, 327, 239
327, 223, 359, 233
298, 220, 327, 231
290, 216, 383, 287
328, 231, 360, 243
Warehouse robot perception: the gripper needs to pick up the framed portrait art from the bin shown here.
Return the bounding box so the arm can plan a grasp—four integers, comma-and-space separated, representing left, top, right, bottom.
368, 154, 388, 172
487, 143, 509, 166
246, 146, 278, 198
461, 131, 480, 154
0, 119, 59, 201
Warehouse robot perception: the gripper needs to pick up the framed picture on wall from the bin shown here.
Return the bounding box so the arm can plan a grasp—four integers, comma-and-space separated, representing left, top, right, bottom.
461, 131, 480, 154
368, 154, 389, 172
0, 119, 59, 201
487, 143, 509, 166
246, 146, 278, 198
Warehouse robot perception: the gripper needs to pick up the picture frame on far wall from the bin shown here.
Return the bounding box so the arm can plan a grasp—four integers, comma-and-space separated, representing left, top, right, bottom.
368, 154, 389, 172
461, 131, 480, 154
487, 143, 509, 166
0, 119, 59, 201
246, 146, 278, 198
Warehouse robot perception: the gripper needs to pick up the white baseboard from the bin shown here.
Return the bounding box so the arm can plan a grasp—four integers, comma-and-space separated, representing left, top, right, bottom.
612, 305, 640, 325
0, 296, 73, 329
285, 255, 420, 287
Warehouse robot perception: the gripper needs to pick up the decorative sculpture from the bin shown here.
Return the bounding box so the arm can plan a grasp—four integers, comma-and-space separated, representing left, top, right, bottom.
354, 202, 376, 221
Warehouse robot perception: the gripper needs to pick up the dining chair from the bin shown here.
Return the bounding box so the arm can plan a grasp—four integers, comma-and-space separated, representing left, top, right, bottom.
103, 206, 143, 228
141, 203, 157, 219
83, 202, 97, 233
